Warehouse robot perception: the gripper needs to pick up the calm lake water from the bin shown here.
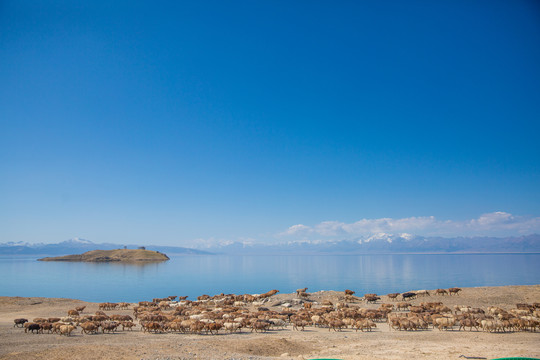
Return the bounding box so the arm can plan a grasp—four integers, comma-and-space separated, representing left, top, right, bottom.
1, 254, 539, 303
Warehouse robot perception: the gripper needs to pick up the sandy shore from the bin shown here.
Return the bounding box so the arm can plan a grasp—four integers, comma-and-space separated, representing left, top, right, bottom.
1, 285, 539, 360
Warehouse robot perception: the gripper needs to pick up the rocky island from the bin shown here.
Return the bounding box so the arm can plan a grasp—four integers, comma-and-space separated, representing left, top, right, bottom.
38, 249, 169, 262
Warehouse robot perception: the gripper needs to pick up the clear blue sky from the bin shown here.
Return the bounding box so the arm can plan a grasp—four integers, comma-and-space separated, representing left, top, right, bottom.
1, 1, 539, 245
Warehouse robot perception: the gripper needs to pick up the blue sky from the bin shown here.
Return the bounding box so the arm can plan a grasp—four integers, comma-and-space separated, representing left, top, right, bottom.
1, 1, 539, 246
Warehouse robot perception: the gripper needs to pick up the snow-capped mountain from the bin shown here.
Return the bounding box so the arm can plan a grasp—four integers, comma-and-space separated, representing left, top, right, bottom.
198, 234, 540, 255
0, 238, 210, 256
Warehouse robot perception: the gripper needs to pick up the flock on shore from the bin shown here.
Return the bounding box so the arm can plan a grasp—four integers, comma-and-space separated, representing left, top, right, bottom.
12, 287, 540, 336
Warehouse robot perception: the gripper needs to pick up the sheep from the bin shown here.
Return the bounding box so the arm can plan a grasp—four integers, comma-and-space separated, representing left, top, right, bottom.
59, 324, 76, 336
296, 288, 308, 297
311, 315, 326, 327
458, 318, 479, 331
354, 319, 377, 332
258, 289, 279, 299
269, 318, 287, 329
481, 319, 503, 332
165, 321, 183, 333
454, 305, 471, 314
396, 302, 410, 311
435, 317, 455, 331
415, 290, 430, 297
24, 322, 41, 334
365, 295, 380, 303
401, 292, 416, 301
448, 287, 462, 295
223, 321, 242, 333
13, 318, 28, 327
409, 316, 428, 330
250, 320, 271, 333
100, 321, 119, 333
205, 322, 223, 335
80, 321, 99, 334
292, 318, 310, 331
345, 289, 355, 296
435, 289, 448, 296
121, 321, 136, 331
328, 319, 346, 331
189, 320, 206, 334
398, 318, 417, 331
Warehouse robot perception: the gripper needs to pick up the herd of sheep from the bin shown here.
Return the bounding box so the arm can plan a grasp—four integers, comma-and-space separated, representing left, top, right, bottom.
12, 287, 540, 336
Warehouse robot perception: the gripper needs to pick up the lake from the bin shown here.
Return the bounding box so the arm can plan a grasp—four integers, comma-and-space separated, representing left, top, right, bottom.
1, 254, 539, 302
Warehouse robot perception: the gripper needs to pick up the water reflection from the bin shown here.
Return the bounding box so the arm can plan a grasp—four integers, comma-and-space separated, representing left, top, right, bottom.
0, 254, 538, 302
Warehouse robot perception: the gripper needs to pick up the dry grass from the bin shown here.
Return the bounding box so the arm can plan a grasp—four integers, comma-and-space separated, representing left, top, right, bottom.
38, 249, 169, 262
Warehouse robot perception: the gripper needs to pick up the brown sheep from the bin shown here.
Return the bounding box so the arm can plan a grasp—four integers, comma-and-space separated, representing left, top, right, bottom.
80, 322, 99, 334
459, 318, 479, 331
251, 320, 271, 333
354, 319, 376, 332
292, 319, 309, 331
365, 295, 380, 304
398, 318, 417, 331
205, 322, 223, 334
345, 289, 355, 296
435, 289, 448, 296
190, 320, 206, 334
142, 321, 163, 333
328, 319, 346, 331
100, 321, 119, 333
415, 290, 430, 297
396, 302, 410, 311
121, 321, 136, 331
40, 322, 53, 334
448, 287, 462, 295
259, 289, 279, 299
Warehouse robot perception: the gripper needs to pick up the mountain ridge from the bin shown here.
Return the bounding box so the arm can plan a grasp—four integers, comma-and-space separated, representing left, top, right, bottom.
1, 234, 539, 256
0, 239, 211, 256
196, 234, 540, 255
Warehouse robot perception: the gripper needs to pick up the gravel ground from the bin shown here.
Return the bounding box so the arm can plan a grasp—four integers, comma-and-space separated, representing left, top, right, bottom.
1, 285, 539, 360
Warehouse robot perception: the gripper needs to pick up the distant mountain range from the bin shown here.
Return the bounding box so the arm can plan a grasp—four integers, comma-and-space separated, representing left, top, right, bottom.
197, 233, 540, 255
0, 238, 210, 256
1, 234, 539, 256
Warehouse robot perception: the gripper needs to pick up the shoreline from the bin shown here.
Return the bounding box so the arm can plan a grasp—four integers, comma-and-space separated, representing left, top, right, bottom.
1, 285, 539, 360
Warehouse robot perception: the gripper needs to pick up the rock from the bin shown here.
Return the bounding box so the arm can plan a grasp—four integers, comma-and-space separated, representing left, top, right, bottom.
280, 353, 290, 357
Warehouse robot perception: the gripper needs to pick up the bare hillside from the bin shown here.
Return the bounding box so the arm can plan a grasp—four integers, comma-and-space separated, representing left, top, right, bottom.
38, 249, 169, 262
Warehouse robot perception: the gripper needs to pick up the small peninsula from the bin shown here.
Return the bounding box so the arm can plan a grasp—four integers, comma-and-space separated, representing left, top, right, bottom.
38, 249, 169, 262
